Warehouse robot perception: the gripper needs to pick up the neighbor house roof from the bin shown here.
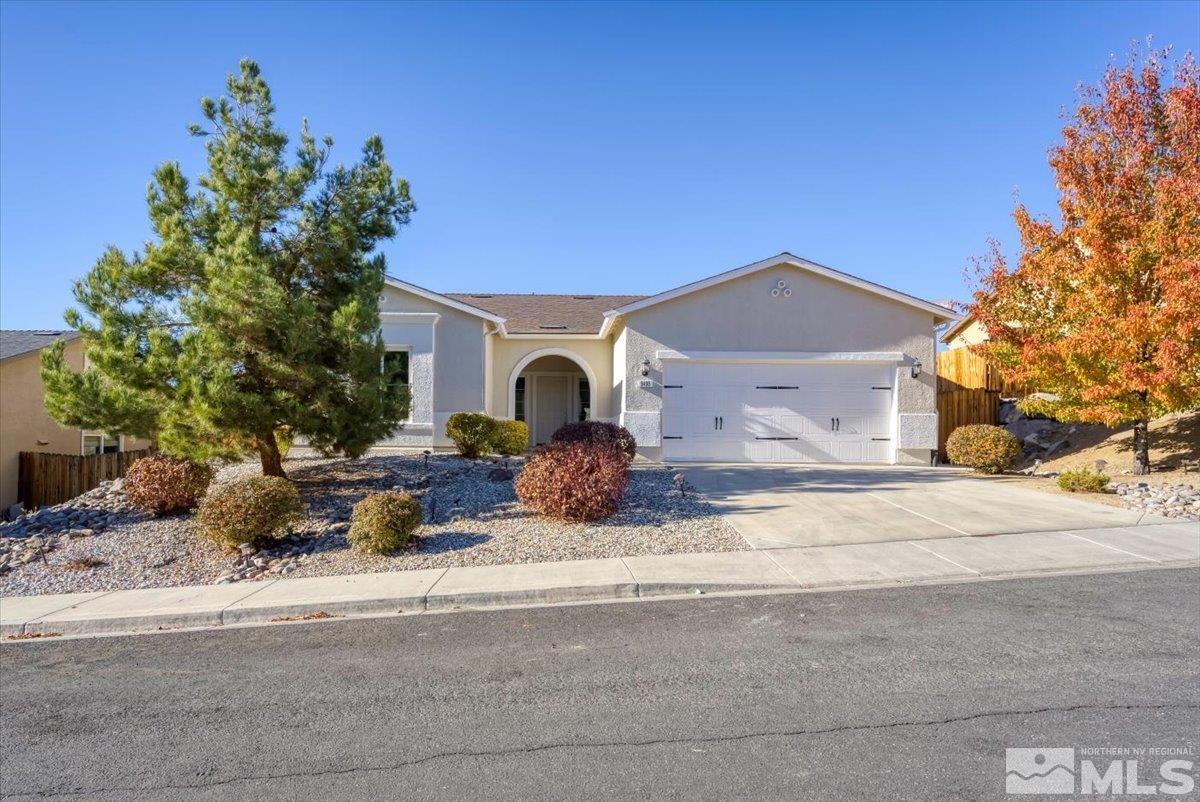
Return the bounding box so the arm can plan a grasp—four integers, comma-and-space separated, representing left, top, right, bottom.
600, 252, 959, 337
0, 329, 78, 362
446, 293, 646, 335
939, 313, 976, 344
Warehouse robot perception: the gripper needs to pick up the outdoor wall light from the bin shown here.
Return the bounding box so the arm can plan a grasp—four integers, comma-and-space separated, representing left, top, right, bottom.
640, 358, 651, 377
910, 360, 923, 379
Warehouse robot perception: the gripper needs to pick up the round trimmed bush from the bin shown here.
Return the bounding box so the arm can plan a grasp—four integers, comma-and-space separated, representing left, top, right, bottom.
348, 491, 423, 554
446, 411, 497, 458
195, 476, 303, 548
945, 424, 1021, 474
550, 421, 637, 460
491, 419, 529, 456
123, 455, 214, 516
515, 441, 630, 522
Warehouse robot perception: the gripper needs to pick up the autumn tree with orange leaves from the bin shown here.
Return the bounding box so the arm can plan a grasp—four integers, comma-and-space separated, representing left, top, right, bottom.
968, 47, 1200, 475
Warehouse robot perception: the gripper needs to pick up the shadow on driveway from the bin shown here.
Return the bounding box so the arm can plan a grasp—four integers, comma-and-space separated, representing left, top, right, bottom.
679, 464, 1164, 549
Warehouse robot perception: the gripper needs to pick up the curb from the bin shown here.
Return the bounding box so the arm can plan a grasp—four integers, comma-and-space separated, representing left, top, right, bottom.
3, 523, 1197, 641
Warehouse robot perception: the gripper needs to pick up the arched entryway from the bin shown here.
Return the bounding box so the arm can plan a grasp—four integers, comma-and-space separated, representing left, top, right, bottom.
508, 348, 597, 446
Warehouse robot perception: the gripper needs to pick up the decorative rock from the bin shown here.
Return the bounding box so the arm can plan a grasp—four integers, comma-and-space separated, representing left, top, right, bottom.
2, 451, 750, 595
1109, 481, 1199, 520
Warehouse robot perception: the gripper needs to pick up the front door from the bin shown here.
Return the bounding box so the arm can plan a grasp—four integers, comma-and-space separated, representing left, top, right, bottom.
533, 375, 572, 445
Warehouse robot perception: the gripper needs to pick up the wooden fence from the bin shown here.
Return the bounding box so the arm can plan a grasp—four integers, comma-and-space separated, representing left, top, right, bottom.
936, 348, 1033, 397
17, 449, 152, 510
937, 388, 1001, 460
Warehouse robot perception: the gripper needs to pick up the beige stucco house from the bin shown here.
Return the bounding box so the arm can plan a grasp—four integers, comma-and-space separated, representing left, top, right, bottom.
0, 330, 150, 511
940, 314, 989, 350
376, 252, 958, 465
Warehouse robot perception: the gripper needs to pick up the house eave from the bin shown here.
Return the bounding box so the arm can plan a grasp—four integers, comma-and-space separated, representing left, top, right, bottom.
939, 314, 975, 344
605, 252, 960, 324
383, 276, 508, 325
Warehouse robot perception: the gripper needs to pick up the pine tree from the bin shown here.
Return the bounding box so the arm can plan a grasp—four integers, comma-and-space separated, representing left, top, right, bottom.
42, 59, 415, 477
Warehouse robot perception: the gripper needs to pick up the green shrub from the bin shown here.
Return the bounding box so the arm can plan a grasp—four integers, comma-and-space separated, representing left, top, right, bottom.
1057, 468, 1110, 493
123, 455, 214, 516
348, 491, 423, 554
446, 411, 497, 458
491, 419, 529, 456
551, 421, 637, 460
945, 424, 1021, 474
515, 441, 630, 522
195, 476, 303, 548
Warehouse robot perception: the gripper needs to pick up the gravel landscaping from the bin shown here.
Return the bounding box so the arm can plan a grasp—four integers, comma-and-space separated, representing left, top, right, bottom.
1111, 481, 1200, 520
0, 453, 746, 596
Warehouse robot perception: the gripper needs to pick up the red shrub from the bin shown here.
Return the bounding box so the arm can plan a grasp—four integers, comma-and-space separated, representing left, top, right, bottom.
514, 442, 630, 522
123, 455, 214, 516
550, 421, 637, 460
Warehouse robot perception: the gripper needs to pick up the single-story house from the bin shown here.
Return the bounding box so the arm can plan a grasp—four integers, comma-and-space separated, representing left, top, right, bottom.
939, 313, 988, 350
376, 252, 958, 465
0, 330, 150, 511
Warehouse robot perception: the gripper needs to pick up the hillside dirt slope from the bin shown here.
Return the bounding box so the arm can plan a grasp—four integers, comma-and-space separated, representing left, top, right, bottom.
1029, 410, 1199, 483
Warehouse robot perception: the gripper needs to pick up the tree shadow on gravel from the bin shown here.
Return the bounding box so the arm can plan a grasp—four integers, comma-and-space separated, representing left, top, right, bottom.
415, 532, 492, 554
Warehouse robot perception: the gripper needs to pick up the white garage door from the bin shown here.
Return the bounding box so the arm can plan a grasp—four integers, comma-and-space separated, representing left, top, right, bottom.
661, 362, 895, 463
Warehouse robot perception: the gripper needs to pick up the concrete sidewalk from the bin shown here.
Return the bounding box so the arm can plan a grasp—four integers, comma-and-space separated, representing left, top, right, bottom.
2, 521, 1196, 639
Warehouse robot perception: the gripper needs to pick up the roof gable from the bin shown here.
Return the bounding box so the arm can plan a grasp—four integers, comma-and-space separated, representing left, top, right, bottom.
601, 253, 958, 336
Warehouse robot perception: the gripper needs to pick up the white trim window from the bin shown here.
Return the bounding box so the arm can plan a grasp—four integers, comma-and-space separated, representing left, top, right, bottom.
82, 431, 121, 455
514, 374, 588, 424
382, 347, 412, 422
514, 376, 527, 422
577, 377, 590, 422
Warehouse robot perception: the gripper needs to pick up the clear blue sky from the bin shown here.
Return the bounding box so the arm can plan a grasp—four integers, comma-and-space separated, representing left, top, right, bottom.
1, 1, 1196, 329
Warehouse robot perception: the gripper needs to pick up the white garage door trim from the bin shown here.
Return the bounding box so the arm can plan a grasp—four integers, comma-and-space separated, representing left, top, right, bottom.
659, 354, 901, 464
656, 349, 905, 364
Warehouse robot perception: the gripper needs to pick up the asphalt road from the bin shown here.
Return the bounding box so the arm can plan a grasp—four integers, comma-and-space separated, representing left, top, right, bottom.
2, 568, 1198, 801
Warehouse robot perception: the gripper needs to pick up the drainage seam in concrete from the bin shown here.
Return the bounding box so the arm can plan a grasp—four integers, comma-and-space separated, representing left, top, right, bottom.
14, 590, 120, 635
863, 492, 971, 536
215, 579, 282, 625
617, 557, 643, 598
760, 549, 805, 586
419, 567, 453, 611
905, 541, 982, 575
1063, 532, 1159, 563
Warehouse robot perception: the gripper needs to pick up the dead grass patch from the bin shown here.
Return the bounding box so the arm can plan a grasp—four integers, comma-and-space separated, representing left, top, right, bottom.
269, 610, 343, 622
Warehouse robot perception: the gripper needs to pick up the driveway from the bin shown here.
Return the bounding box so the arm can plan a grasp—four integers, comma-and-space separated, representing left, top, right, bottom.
682, 464, 1175, 549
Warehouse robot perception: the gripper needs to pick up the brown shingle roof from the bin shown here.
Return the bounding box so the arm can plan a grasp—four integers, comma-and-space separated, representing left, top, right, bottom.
445, 294, 646, 334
